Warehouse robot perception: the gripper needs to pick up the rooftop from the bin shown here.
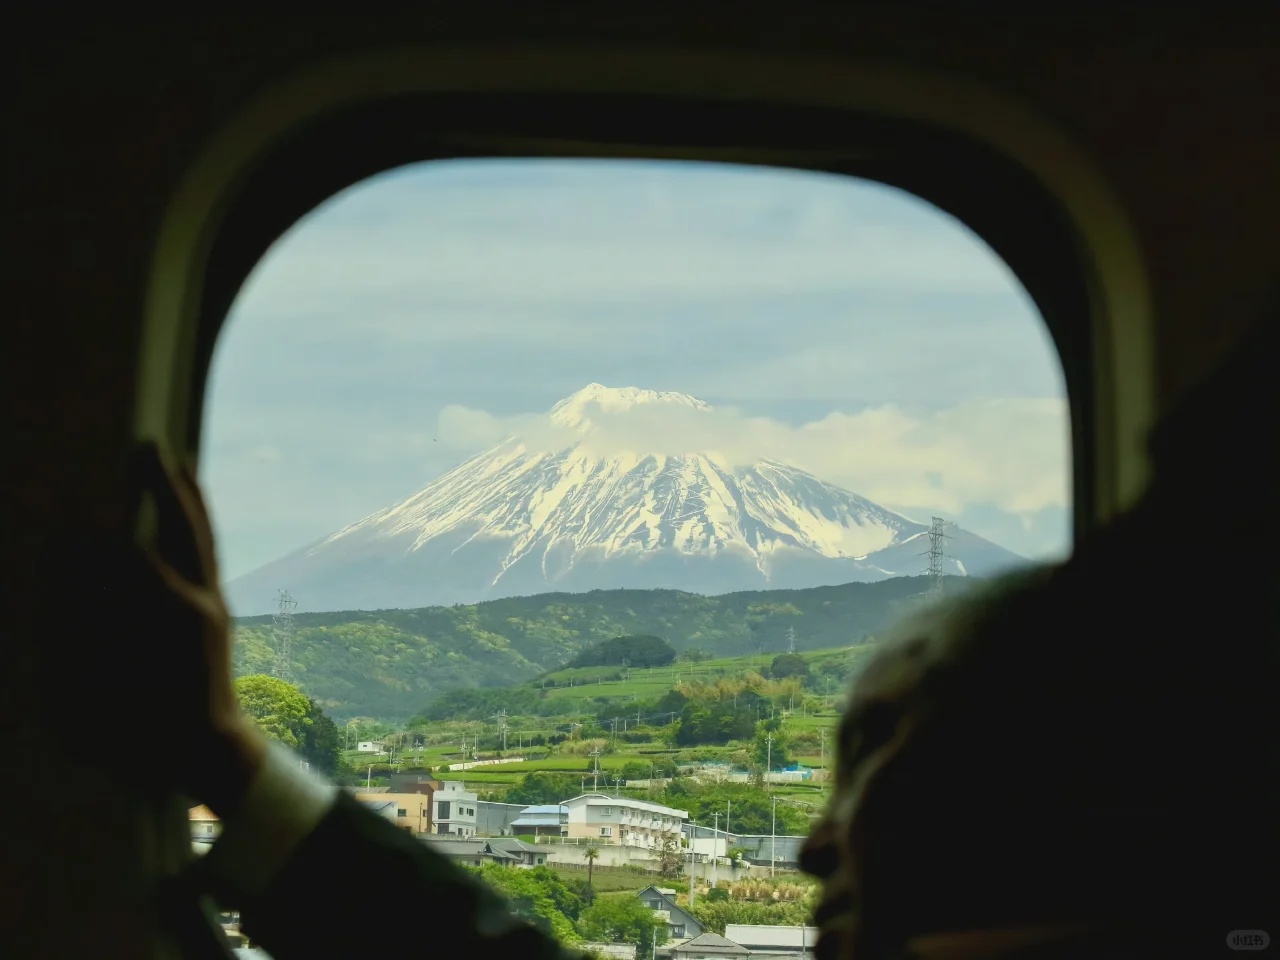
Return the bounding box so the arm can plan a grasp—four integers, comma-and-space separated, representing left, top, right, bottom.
565, 794, 688, 818
673, 932, 749, 956
723, 925, 819, 949
423, 837, 537, 861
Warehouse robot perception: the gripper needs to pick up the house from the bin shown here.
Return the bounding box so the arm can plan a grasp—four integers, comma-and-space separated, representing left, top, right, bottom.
353, 792, 432, 834
475, 799, 529, 837
722, 925, 818, 960
387, 771, 441, 795
665, 932, 749, 960
425, 836, 549, 868
189, 805, 220, 855
728, 834, 807, 869
636, 886, 704, 941
355, 740, 384, 753
508, 804, 569, 837
432, 780, 478, 837
355, 799, 398, 822
564, 794, 687, 847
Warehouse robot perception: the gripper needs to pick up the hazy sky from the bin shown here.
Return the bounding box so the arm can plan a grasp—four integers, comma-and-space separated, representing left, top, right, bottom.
203, 158, 1070, 581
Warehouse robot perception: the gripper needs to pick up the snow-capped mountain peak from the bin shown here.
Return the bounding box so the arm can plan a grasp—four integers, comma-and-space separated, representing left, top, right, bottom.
226, 384, 1025, 614
549, 383, 713, 430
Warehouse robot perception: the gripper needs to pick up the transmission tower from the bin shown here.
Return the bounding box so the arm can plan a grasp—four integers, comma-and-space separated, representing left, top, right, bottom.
272, 589, 298, 683
785, 626, 797, 654
924, 517, 949, 603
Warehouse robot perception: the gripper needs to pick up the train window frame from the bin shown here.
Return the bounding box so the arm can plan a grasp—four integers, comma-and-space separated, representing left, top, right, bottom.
136, 47, 1156, 544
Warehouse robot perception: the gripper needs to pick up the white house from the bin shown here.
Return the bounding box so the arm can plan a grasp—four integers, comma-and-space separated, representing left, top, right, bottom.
355, 741, 384, 754
432, 780, 478, 837
563, 794, 687, 847
723, 924, 818, 959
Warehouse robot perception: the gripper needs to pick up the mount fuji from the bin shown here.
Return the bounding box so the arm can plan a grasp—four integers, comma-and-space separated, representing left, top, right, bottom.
226, 385, 1026, 615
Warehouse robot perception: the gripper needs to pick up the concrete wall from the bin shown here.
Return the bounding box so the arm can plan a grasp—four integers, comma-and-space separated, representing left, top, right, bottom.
445, 756, 527, 771
582, 944, 637, 960
543, 843, 774, 879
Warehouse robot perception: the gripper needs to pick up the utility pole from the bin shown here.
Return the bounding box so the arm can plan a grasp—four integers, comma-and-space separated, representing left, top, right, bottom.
819, 728, 827, 790
771, 795, 778, 879
589, 747, 602, 792
688, 821, 696, 909
271, 589, 298, 683
711, 811, 720, 888
766, 733, 773, 790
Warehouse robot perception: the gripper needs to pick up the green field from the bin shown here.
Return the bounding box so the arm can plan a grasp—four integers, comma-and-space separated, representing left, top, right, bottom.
337, 641, 869, 802
536, 645, 865, 706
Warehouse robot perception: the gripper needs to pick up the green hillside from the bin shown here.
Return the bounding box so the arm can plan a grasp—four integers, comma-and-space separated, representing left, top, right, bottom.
233, 575, 968, 719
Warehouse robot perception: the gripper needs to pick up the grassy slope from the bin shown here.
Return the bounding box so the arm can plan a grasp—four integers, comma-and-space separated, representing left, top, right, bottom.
233, 576, 959, 718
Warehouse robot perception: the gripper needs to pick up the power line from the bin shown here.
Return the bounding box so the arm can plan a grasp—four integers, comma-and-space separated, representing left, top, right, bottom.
272, 589, 298, 683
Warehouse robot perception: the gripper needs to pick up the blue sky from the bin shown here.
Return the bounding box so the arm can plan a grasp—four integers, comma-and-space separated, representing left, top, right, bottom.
203, 158, 1070, 580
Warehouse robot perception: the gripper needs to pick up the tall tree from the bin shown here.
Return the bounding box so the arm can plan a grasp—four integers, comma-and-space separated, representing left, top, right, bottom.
584, 846, 600, 892
657, 832, 683, 879
299, 698, 341, 775
505, 772, 581, 806
234, 674, 312, 747
578, 896, 667, 954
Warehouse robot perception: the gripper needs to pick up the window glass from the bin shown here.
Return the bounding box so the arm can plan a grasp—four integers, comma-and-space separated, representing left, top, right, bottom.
206, 157, 1067, 943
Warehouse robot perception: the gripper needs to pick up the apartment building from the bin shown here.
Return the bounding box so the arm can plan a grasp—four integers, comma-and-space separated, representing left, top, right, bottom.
432, 780, 478, 837
563, 794, 687, 847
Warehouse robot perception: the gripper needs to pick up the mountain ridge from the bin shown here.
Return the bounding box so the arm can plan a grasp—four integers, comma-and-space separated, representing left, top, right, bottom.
231, 575, 982, 719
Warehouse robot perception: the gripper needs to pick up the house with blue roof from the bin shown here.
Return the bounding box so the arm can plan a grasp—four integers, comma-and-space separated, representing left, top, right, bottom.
509, 803, 569, 838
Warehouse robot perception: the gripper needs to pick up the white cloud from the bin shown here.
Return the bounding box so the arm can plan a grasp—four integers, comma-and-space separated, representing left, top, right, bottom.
435, 395, 1071, 518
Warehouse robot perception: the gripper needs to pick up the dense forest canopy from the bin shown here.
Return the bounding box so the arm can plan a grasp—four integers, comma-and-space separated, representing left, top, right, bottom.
232, 576, 971, 718
566, 634, 677, 669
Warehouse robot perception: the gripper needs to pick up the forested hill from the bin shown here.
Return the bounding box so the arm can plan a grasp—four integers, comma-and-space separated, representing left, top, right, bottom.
232, 575, 974, 719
